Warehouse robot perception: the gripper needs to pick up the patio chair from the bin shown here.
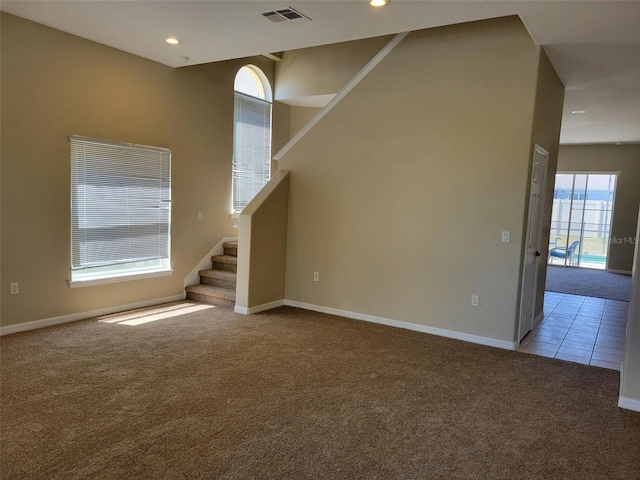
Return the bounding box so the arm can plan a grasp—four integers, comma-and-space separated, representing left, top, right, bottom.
549, 240, 580, 266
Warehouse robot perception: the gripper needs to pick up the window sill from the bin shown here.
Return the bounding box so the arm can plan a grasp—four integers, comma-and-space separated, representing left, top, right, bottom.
69, 268, 173, 289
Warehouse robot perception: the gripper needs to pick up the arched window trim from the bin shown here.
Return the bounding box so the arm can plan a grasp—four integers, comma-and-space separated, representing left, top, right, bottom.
234, 64, 273, 102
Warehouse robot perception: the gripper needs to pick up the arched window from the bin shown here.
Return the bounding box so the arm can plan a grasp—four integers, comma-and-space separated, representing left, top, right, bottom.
232, 65, 272, 213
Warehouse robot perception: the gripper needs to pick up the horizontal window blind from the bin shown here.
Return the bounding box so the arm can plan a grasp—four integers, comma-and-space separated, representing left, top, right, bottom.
70, 136, 171, 276
233, 92, 271, 213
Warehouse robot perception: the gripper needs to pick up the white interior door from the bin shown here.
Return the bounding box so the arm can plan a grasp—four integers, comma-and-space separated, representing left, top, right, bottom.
519, 145, 549, 341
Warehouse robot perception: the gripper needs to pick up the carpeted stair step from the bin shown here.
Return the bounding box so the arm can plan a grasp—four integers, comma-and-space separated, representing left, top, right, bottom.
199, 269, 237, 289
211, 254, 237, 273
223, 241, 238, 257
185, 284, 235, 308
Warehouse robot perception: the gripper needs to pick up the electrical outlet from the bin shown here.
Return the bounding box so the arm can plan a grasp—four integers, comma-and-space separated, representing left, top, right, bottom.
471, 295, 479, 307
197, 211, 203, 221
313, 272, 319, 282
10, 282, 19, 295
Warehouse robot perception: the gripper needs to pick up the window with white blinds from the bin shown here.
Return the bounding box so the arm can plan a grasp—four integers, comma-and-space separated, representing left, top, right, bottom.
232, 65, 272, 214
70, 136, 171, 282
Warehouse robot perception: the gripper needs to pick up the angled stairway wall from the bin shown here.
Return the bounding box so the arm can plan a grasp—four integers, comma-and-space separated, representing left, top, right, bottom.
275, 36, 393, 107
235, 170, 290, 314
277, 16, 564, 345
236, 34, 406, 314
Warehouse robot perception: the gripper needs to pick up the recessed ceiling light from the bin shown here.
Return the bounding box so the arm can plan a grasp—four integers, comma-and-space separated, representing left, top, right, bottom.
571, 110, 586, 115
165, 37, 181, 45
370, 0, 389, 6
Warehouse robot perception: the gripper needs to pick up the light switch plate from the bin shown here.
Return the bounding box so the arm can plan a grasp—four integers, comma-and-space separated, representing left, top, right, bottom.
501, 231, 510, 243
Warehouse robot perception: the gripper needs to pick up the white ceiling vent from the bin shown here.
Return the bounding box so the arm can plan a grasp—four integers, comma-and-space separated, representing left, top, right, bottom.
261, 8, 311, 25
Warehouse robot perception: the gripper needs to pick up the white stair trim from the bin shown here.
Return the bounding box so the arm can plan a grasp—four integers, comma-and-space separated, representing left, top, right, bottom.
273, 31, 409, 161
0, 294, 185, 336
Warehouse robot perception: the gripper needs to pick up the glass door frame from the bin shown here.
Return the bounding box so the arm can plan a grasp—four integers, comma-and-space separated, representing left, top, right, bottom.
549, 171, 618, 270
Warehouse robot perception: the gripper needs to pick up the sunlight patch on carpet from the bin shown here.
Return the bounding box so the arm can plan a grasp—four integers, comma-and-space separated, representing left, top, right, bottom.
97, 302, 214, 326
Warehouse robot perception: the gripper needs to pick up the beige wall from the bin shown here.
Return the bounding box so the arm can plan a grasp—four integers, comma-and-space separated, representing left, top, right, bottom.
279, 17, 555, 344
557, 144, 640, 273
288, 106, 322, 140
0, 13, 280, 327
529, 50, 566, 318
275, 36, 392, 103
271, 102, 291, 174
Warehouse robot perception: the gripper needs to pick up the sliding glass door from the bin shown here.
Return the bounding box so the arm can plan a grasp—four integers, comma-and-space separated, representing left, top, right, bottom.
549, 173, 617, 269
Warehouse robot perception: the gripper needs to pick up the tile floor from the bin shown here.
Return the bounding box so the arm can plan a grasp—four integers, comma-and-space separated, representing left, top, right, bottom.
518, 291, 628, 370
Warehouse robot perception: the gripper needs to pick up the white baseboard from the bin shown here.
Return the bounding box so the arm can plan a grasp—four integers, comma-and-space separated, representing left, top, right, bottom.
1, 292, 518, 352
235, 299, 285, 315
0, 294, 185, 336
618, 396, 640, 412
607, 269, 632, 275
283, 300, 518, 351
184, 236, 238, 288
618, 361, 640, 412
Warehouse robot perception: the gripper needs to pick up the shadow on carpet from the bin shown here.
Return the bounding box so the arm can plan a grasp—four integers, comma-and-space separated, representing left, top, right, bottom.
545, 265, 632, 301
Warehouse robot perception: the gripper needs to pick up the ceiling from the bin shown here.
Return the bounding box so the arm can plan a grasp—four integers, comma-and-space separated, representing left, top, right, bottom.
2, 1, 640, 145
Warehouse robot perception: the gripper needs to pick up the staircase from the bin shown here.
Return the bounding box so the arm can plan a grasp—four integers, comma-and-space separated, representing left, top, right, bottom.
185, 241, 237, 307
